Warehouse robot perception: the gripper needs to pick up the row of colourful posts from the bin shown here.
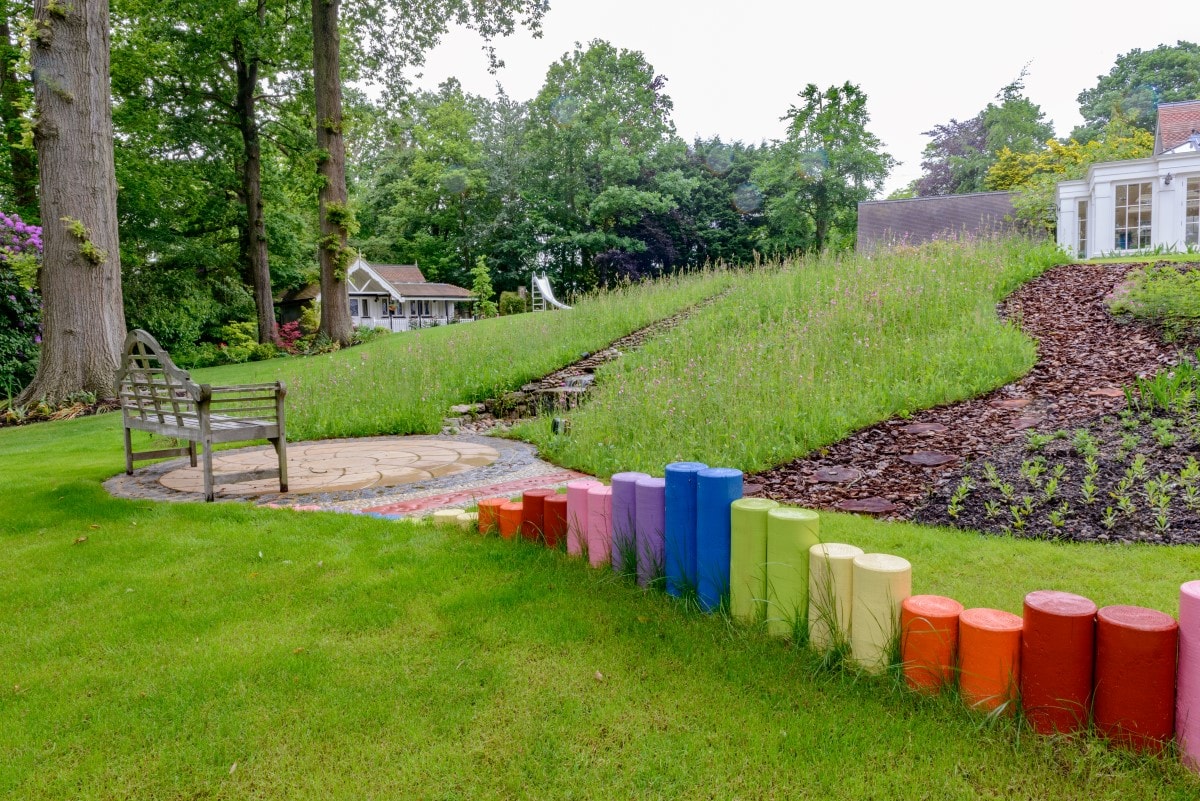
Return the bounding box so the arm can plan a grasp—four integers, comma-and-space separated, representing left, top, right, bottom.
440, 461, 1200, 771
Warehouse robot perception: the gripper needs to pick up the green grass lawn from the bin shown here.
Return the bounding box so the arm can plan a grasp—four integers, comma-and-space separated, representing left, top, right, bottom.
4, 240, 1200, 798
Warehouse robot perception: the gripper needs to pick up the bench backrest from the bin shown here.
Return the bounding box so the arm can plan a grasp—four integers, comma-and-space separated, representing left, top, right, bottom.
116, 329, 201, 429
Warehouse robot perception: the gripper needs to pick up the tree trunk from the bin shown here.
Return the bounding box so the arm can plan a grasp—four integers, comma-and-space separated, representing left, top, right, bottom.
312, 0, 352, 345
233, 22, 277, 345
19, 0, 125, 404
0, 7, 37, 220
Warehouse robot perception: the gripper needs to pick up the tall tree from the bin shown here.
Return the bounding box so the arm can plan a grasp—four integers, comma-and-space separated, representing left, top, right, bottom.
756, 82, 893, 253
912, 73, 1052, 197
0, 0, 35, 220
19, 0, 124, 403
1075, 41, 1200, 141
524, 40, 677, 287
112, 0, 312, 345
311, 0, 547, 344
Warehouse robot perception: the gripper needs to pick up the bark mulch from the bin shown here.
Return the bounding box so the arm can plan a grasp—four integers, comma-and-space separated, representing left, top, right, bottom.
745, 262, 1189, 530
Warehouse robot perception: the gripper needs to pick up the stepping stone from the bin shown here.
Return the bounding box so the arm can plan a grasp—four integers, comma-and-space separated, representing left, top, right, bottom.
811, 466, 861, 483
899, 451, 959, 467
834, 497, 900, 515
990, 398, 1031, 410
900, 423, 948, 435
743, 483, 764, 495
1012, 417, 1042, 431
1086, 387, 1125, 398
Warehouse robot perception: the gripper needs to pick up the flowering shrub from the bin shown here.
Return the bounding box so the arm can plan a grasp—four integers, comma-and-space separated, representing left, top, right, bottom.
0, 212, 43, 289
0, 267, 41, 398
0, 213, 42, 398
278, 320, 303, 354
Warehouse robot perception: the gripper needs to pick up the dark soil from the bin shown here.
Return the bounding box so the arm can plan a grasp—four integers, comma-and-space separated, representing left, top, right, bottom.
745, 262, 1198, 541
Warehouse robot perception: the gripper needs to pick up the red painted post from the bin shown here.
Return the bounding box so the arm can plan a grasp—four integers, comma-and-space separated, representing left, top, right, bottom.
1094, 605, 1178, 753
1021, 590, 1097, 735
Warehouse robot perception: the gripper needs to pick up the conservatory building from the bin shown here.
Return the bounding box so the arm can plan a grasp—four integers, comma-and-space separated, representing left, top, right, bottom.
1056, 100, 1200, 259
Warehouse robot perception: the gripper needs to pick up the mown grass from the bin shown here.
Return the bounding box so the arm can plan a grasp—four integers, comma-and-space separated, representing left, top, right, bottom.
520, 237, 1067, 476
3, 416, 1199, 799
196, 268, 733, 441
4, 239, 1200, 797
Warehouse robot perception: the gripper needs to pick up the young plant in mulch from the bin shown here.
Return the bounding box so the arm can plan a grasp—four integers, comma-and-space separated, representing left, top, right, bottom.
920, 357, 1200, 544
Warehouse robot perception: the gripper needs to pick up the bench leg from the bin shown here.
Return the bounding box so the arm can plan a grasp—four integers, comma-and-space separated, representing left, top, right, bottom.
272, 436, 288, 493
123, 427, 134, 475
188, 441, 197, 467
202, 438, 214, 502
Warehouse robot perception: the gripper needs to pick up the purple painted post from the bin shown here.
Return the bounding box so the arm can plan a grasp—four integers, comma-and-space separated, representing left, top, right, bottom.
635, 477, 666, 588
611, 472, 649, 575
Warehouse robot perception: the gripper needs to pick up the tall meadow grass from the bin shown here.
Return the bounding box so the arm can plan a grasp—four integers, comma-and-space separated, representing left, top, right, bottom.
520, 237, 1068, 476
195, 268, 734, 441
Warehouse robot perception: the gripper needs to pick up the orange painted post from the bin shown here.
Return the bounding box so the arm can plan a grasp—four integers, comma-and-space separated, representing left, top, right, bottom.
543, 494, 569, 550
498, 501, 523, 540
901, 595, 963, 693
522, 488, 556, 542
477, 497, 508, 536
1021, 590, 1097, 735
1094, 605, 1178, 753
958, 607, 1023, 714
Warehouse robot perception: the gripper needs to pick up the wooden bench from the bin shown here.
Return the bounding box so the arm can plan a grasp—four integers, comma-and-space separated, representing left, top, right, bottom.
116, 329, 288, 501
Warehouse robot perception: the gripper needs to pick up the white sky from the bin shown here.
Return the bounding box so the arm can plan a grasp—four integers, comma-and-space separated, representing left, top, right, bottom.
410, 0, 1191, 195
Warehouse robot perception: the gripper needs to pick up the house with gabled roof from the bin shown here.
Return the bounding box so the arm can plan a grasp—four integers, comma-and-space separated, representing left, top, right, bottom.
277, 257, 475, 332
1056, 100, 1200, 258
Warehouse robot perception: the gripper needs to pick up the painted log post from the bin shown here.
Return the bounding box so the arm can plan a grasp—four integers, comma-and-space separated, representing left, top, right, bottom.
522, 488, 556, 543
543, 495, 569, 549
850, 553, 911, 673
729, 498, 779, 623
1020, 590, 1097, 735
1177, 580, 1200, 771
586, 485, 613, 568
664, 462, 707, 597
566, 479, 603, 558
477, 498, 508, 536
901, 595, 963, 693
958, 608, 1023, 714
764, 508, 820, 638
498, 501, 523, 540
634, 477, 666, 588
808, 542, 863, 652
432, 508, 466, 526
611, 472, 650, 575
1094, 605, 1178, 753
695, 467, 743, 613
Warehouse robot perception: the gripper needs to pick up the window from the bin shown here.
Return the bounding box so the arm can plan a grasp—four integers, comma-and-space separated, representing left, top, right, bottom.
410, 300, 432, 316
349, 298, 360, 317
387, 298, 399, 317
1114, 182, 1152, 250
1077, 200, 1088, 258
1187, 178, 1199, 247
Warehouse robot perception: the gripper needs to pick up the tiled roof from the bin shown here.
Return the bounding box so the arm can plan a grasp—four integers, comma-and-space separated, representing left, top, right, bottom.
374, 264, 425, 284
388, 281, 474, 300
277, 283, 320, 304
1155, 100, 1200, 154
857, 191, 1020, 253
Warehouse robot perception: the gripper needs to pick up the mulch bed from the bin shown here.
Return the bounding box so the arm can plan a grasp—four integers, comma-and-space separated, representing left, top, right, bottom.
745, 262, 1194, 540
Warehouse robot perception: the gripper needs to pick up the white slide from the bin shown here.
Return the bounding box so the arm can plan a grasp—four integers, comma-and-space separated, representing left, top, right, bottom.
532, 272, 571, 310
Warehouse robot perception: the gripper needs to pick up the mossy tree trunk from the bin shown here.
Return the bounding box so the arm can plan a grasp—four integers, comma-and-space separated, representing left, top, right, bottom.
19, 0, 124, 404
312, 0, 352, 346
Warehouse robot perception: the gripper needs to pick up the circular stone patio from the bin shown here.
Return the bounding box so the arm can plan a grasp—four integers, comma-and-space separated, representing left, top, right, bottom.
104, 434, 590, 514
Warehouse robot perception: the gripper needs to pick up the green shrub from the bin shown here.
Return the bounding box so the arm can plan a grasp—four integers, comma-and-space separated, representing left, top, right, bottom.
499, 291, 528, 316
1110, 264, 1200, 341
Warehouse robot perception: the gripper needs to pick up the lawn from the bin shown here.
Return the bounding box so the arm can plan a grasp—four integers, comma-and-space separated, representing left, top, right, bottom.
3, 239, 1200, 798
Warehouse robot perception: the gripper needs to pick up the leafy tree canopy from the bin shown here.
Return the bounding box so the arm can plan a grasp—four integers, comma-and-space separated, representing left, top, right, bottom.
1074, 41, 1200, 141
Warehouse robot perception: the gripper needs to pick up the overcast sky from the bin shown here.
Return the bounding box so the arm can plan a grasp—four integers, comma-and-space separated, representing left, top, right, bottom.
410, 1, 1191, 195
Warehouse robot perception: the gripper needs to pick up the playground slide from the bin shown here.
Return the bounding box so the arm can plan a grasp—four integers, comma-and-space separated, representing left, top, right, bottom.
533, 273, 572, 310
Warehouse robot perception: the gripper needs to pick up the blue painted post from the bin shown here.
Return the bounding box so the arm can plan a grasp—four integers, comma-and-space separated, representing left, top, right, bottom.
664, 461, 707, 598
695, 467, 743, 612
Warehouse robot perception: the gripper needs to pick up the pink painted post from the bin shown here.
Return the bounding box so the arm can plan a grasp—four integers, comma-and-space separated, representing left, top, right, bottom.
1178, 580, 1200, 771
565, 479, 602, 558
587, 485, 613, 568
